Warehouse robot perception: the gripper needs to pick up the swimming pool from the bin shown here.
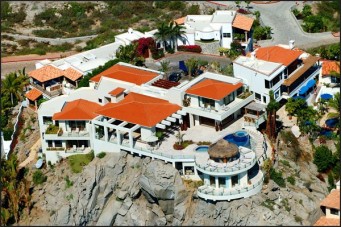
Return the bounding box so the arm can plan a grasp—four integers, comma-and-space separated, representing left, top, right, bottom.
223, 130, 251, 148
195, 146, 209, 152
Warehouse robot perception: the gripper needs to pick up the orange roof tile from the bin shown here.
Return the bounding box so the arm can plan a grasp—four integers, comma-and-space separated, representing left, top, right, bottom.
90, 64, 159, 85
314, 216, 340, 226
95, 92, 181, 127
320, 189, 340, 210
28, 65, 64, 83
25, 88, 43, 101
63, 68, 83, 81
186, 79, 243, 100
255, 46, 303, 66
322, 61, 340, 77
174, 16, 186, 25
52, 99, 101, 120
109, 87, 125, 96
232, 14, 254, 31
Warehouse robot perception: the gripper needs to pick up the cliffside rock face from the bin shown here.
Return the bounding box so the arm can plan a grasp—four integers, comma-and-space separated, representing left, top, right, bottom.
22, 151, 328, 226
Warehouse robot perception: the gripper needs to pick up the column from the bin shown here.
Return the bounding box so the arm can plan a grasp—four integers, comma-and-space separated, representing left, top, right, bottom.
204, 174, 210, 185
116, 129, 121, 145
189, 114, 194, 127
215, 176, 219, 189
239, 172, 248, 187
129, 131, 133, 148
172, 162, 176, 168
34, 100, 38, 110
245, 31, 248, 43
104, 126, 108, 142
225, 176, 232, 188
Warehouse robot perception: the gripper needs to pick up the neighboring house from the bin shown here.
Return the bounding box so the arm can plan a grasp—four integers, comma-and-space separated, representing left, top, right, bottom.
319, 60, 341, 85
25, 88, 43, 110
28, 65, 83, 99
115, 28, 146, 45
314, 188, 340, 226
233, 41, 321, 104
175, 10, 254, 52
38, 62, 265, 202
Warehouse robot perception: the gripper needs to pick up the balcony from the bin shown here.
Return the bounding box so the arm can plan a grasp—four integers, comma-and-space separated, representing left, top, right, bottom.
183, 93, 254, 121
196, 171, 264, 201
46, 147, 66, 152
31, 83, 62, 98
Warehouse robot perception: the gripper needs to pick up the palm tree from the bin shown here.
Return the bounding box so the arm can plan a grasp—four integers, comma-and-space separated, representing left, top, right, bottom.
159, 60, 170, 79
168, 21, 186, 52
176, 130, 185, 145
1, 72, 24, 106
115, 43, 144, 65
185, 57, 198, 80
235, 1, 241, 8
266, 90, 279, 140
245, 1, 251, 9
155, 22, 171, 53
1, 154, 31, 225
17, 67, 30, 93
327, 93, 340, 130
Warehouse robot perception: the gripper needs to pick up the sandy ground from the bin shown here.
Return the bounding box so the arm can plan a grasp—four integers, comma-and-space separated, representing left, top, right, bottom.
1, 61, 37, 79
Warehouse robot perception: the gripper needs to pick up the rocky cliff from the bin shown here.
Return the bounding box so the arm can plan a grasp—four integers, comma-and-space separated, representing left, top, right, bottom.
20, 150, 328, 226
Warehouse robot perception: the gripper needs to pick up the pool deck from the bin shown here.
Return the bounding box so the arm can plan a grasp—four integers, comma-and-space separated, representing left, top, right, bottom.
155, 117, 268, 160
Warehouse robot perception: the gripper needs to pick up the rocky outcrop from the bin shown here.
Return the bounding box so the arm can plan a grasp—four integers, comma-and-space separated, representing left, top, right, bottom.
22, 147, 329, 226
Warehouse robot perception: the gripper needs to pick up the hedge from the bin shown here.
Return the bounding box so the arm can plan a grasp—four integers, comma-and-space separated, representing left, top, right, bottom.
178, 45, 202, 53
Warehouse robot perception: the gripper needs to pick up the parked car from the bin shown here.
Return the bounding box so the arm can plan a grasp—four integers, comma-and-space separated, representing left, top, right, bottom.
169, 72, 182, 82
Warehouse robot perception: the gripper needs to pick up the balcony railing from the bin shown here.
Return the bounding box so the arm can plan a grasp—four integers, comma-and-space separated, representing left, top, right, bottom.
46, 147, 66, 151
31, 83, 62, 98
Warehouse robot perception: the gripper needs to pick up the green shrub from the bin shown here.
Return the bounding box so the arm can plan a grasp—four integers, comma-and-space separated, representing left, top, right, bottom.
96, 152, 106, 159
45, 124, 59, 134
313, 145, 335, 172
280, 159, 291, 167
32, 170, 47, 185
287, 176, 296, 185
261, 199, 275, 211
64, 175, 73, 189
32, 29, 63, 38
2, 128, 13, 140
270, 168, 286, 187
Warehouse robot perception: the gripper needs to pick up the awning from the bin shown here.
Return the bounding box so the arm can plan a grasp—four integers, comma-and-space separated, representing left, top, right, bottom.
321, 93, 333, 100
298, 85, 309, 95
292, 95, 305, 100
306, 79, 316, 89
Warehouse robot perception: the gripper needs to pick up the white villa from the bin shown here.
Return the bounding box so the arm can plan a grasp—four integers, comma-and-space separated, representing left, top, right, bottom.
233, 41, 321, 105
37, 62, 267, 202
174, 10, 254, 52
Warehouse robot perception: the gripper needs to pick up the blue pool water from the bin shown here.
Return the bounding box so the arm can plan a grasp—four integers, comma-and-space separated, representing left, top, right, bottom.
223, 130, 251, 148
195, 146, 209, 152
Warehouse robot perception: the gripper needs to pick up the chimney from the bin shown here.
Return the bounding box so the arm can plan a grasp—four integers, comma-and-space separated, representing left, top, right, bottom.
128, 28, 133, 34
289, 40, 295, 49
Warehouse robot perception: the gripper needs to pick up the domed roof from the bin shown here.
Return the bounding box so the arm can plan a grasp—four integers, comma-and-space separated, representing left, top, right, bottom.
202, 26, 213, 32
208, 139, 239, 159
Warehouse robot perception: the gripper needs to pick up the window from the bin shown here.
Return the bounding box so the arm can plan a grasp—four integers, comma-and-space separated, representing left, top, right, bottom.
274, 89, 280, 99
222, 33, 231, 38
331, 208, 339, 215
98, 98, 102, 103
43, 116, 52, 124
255, 93, 261, 101
265, 80, 270, 89
331, 76, 340, 84
263, 96, 267, 103
270, 72, 282, 87
201, 97, 215, 108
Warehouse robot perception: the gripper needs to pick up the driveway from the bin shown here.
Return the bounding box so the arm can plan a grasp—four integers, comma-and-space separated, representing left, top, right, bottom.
205, 1, 339, 49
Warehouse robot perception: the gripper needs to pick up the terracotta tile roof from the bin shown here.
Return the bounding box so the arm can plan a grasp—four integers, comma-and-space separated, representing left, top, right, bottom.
186, 79, 243, 100
90, 64, 159, 85
95, 92, 181, 127
320, 189, 340, 210
232, 14, 254, 31
322, 61, 340, 77
63, 68, 83, 81
314, 216, 340, 226
255, 46, 303, 66
174, 16, 186, 25
25, 88, 43, 101
52, 99, 101, 120
28, 65, 64, 83
109, 87, 125, 96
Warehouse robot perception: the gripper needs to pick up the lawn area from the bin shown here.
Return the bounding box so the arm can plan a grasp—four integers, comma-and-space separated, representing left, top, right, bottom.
67, 151, 94, 173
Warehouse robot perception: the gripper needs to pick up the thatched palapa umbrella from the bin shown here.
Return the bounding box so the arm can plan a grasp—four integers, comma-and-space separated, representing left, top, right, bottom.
208, 139, 239, 163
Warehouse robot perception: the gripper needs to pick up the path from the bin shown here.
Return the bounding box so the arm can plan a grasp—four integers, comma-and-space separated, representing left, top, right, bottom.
2, 33, 97, 45
205, 1, 340, 49
18, 138, 41, 168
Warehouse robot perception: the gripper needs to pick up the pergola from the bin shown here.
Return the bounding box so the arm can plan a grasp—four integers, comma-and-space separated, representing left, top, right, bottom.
244, 102, 266, 123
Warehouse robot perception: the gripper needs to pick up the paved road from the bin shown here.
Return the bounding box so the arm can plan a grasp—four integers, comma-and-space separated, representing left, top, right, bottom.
207, 1, 340, 49
3, 33, 97, 45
